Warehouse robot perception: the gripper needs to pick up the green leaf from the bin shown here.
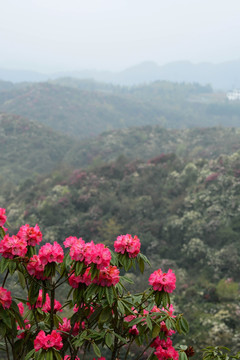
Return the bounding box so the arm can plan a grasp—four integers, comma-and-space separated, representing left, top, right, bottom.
8, 260, 17, 275
90, 264, 99, 281
127, 317, 144, 327
75, 261, 84, 276
0, 322, 6, 336
86, 284, 99, 299
98, 286, 105, 300
152, 325, 160, 338
113, 332, 128, 344
93, 343, 101, 358
117, 300, 125, 316
139, 253, 151, 265
175, 317, 182, 334
64, 251, 72, 269
0, 227, 5, 239
120, 275, 134, 284
179, 352, 188, 360
46, 349, 53, 360
18, 271, 26, 289
53, 314, 61, 328
105, 332, 113, 348
0, 308, 11, 328
24, 348, 35, 360
53, 350, 62, 360
0, 257, 9, 273
161, 292, 170, 308
180, 317, 189, 334
28, 281, 40, 305
110, 250, 118, 266
138, 257, 145, 274
105, 286, 114, 306
165, 318, 172, 330
11, 303, 25, 328
146, 315, 152, 330
99, 307, 111, 323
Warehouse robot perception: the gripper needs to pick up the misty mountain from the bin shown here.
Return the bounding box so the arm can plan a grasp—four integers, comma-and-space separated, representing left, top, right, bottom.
1, 81, 240, 140
0, 68, 49, 83
1, 59, 240, 89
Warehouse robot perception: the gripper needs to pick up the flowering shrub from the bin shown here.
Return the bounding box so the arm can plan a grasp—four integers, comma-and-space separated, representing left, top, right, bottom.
0, 208, 190, 360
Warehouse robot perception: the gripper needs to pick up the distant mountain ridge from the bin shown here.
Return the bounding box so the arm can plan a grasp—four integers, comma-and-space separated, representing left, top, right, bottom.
1, 59, 240, 89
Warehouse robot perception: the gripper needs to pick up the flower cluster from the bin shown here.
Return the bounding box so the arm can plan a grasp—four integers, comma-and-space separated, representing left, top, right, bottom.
0, 287, 12, 309
97, 266, 120, 287
65, 237, 111, 270
129, 324, 139, 336
27, 290, 62, 313
34, 330, 63, 351
114, 234, 141, 258
153, 338, 179, 360
69, 267, 92, 288
150, 305, 178, 360
0, 208, 7, 227
58, 317, 84, 336
0, 234, 27, 259
149, 269, 176, 293
17, 224, 42, 246
39, 242, 64, 265
27, 255, 46, 279
17, 302, 31, 340
69, 265, 120, 288
151, 305, 176, 338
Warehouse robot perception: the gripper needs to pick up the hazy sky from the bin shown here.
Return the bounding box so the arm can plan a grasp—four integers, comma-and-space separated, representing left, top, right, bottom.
1, 0, 240, 72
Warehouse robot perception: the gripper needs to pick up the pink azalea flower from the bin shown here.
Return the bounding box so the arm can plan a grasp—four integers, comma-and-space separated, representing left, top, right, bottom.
17, 320, 31, 339
0, 287, 12, 309
64, 236, 79, 248
39, 242, 64, 265
0, 234, 27, 259
68, 267, 92, 288
0, 208, 7, 227
69, 238, 86, 262
17, 302, 24, 316
149, 269, 176, 293
129, 324, 139, 336
91, 243, 111, 269
27, 255, 46, 280
58, 317, 71, 333
114, 234, 141, 258
17, 224, 42, 246
42, 294, 63, 313
34, 330, 63, 351
95, 265, 120, 287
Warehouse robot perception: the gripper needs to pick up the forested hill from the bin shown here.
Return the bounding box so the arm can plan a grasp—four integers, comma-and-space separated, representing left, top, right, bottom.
0, 80, 240, 139
0, 113, 75, 188
1, 78, 240, 352
1, 112, 240, 189
4, 147, 240, 352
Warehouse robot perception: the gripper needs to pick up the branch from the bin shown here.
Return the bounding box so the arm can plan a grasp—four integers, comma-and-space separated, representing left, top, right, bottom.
2, 269, 9, 287
4, 337, 10, 360
133, 339, 154, 360
50, 282, 55, 331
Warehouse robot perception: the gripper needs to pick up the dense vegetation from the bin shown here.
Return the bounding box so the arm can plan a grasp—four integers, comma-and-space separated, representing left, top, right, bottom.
1, 112, 240, 189
0, 80, 240, 139
3, 147, 240, 353
1, 78, 240, 355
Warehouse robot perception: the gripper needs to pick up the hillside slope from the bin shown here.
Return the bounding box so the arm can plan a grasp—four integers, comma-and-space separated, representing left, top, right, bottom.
0, 113, 75, 186
1, 81, 239, 140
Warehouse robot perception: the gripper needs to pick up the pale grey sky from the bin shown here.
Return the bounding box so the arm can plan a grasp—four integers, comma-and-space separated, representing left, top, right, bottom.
0, 0, 240, 72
